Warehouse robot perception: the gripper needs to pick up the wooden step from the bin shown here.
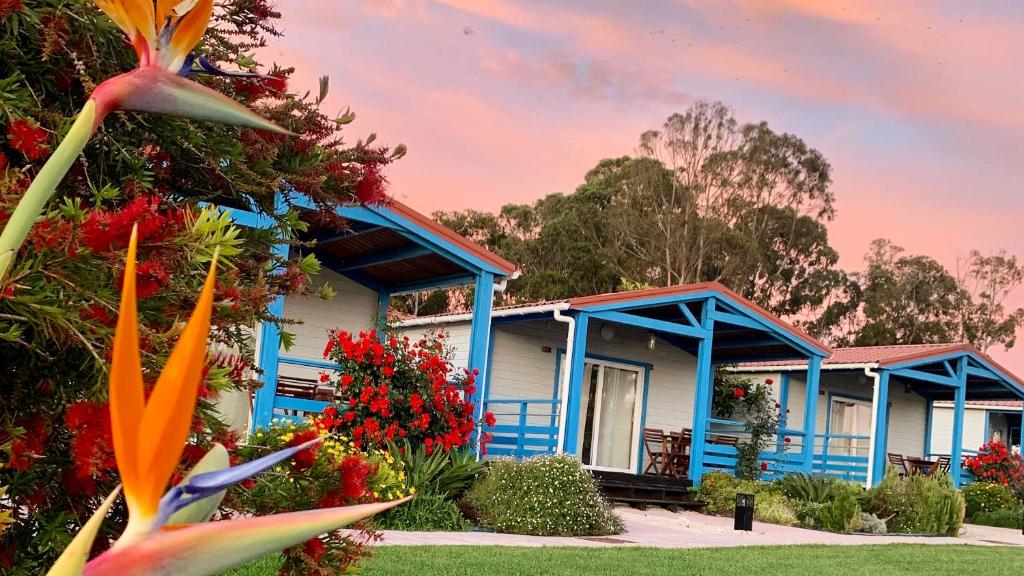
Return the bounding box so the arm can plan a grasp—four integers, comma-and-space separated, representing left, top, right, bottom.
607, 496, 708, 513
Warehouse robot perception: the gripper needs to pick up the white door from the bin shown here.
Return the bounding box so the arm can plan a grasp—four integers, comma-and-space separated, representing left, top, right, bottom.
567, 357, 645, 472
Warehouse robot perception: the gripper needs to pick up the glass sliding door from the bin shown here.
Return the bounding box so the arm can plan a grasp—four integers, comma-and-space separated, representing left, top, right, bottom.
828, 396, 872, 457
564, 356, 645, 472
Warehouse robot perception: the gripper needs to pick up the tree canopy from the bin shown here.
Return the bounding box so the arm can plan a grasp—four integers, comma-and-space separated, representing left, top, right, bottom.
435, 101, 1023, 353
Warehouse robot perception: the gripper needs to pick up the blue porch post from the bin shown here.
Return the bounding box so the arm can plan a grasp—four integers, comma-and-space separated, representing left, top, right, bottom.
468, 272, 495, 435
801, 355, 823, 473
688, 298, 716, 484
562, 313, 590, 455
950, 357, 968, 487
924, 399, 934, 457
251, 296, 285, 431
870, 370, 891, 486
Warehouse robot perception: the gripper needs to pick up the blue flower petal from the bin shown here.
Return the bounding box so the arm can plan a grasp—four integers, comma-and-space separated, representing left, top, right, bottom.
153, 437, 322, 529
185, 437, 322, 493
185, 55, 268, 78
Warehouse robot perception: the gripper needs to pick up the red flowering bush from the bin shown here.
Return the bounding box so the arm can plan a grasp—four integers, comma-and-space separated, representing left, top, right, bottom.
321, 329, 494, 455
229, 418, 411, 575
0, 0, 404, 571
964, 441, 1024, 498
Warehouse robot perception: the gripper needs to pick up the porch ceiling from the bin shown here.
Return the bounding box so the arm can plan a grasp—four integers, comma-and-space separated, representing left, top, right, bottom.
292, 197, 515, 293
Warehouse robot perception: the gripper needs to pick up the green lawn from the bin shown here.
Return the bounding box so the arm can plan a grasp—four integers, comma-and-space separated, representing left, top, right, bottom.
229, 544, 1024, 575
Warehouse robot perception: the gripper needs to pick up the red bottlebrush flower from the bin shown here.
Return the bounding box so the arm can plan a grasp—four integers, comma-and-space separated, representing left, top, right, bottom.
264, 72, 288, 99
760, 461, 768, 472
323, 337, 336, 358
6, 117, 50, 160
0, 0, 24, 20
733, 387, 745, 399
0, 150, 7, 171
8, 419, 48, 471
288, 429, 321, 472
303, 538, 327, 563
354, 162, 387, 204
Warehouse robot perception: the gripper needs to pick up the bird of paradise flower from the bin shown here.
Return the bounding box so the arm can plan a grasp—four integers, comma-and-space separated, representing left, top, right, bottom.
0, 0, 292, 280
46, 227, 409, 576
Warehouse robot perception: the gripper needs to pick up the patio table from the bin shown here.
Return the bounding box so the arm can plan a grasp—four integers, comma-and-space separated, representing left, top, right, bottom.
904, 457, 935, 475
662, 432, 691, 478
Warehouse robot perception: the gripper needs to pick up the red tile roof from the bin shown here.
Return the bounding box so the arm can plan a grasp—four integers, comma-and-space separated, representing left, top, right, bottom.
387, 200, 517, 276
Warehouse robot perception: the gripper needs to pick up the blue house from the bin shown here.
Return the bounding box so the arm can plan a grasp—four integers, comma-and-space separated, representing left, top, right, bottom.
213, 192, 515, 432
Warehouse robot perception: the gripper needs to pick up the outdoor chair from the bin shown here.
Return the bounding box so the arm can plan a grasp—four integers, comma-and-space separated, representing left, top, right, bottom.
665, 429, 692, 477
643, 428, 667, 475
933, 455, 951, 474
887, 453, 909, 477
709, 434, 739, 446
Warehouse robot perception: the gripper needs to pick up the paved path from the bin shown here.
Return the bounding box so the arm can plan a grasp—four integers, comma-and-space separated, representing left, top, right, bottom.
376, 507, 1024, 549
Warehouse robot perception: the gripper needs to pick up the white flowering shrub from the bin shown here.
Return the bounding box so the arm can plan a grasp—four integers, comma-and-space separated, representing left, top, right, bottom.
465, 454, 624, 536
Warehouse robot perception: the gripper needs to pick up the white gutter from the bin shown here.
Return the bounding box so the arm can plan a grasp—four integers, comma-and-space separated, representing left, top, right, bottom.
728, 363, 878, 373
492, 270, 521, 294
396, 301, 567, 328
551, 306, 575, 453
864, 365, 882, 487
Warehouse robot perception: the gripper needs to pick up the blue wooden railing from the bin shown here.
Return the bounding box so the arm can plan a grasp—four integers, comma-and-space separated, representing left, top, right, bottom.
482, 398, 559, 459
701, 418, 808, 480
262, 355, 339, 425
812, 432, 869, 483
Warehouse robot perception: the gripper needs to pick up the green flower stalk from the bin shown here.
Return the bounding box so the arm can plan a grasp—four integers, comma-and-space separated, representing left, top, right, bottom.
0, 0, 291, 281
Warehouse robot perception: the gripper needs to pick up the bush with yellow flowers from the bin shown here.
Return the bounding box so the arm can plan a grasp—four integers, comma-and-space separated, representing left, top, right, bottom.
227, 417, 412, 575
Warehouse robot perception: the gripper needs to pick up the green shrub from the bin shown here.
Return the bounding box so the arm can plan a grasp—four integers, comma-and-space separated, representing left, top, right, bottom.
817, 490, 862, 533
970, 506, 1024, 529
387, 441, 484, 500
465, 455, 623, 536
776, 473, 861, 504
963, 482, 1018, 519
859, 512, 888, 534
374, 494, 470, 532
696, 472, 797, 525
862, 469, 964, 535
795, 502, 824, 529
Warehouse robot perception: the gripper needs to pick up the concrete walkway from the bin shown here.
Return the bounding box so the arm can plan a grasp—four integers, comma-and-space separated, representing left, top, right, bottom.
376, 507, 1024, 549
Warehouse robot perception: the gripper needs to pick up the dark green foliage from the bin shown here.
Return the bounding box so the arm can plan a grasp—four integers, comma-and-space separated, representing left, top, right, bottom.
374, 494, 470, 532
970, 506, 1023, 529
464, 455, 623, 536
776, 473, 861, 504
387, 440, 485, 500
861, 469, 964, 535
962, 482, 1019, 519
816, 490, 861, 533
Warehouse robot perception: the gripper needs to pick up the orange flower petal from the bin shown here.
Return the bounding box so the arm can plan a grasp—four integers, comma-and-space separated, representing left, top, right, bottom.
164, 0, 213, 72
135, 252, 219, 510
108, 227, 147, 516
155, 0, 178, 28
94, 0, 156, 57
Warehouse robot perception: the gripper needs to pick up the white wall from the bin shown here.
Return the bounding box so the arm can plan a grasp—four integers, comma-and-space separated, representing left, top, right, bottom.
278, 269, 380, 384
930, 405, 992, 454
776, 370, 927, 458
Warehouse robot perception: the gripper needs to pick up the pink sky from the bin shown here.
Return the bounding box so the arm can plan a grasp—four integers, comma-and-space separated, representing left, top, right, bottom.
264, 0, 1023, 374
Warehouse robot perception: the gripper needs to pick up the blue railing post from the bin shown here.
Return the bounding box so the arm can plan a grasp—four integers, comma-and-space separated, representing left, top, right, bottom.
801, 355, 822, 473
870, 370, 891, 486
516, 401, 528, 459
951, 357, 968, 487
562, 313, 590, 456
688, 298, 716, 484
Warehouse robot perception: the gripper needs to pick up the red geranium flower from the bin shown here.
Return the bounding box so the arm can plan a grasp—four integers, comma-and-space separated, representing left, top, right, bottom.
733, 387, 745, 399
760, 461, 768, 472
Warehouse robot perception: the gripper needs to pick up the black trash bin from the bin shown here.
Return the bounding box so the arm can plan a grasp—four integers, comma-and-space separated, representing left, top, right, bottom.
734, 492, 754, 531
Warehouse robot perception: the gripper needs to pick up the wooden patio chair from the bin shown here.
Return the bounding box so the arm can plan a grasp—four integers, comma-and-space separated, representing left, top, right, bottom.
665, 430, 692, 478
887, 453, 909, 477
642, 428, 667, 475
709, 434, 739, 446
933, 455, 951, 475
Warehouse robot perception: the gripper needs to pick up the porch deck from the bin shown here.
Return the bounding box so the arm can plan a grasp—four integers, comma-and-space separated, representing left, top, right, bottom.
591, 470, 705, 513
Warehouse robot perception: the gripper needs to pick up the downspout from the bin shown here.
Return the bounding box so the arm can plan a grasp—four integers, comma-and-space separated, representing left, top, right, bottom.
864, 365, 881, 487
552, 305, 574, 453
